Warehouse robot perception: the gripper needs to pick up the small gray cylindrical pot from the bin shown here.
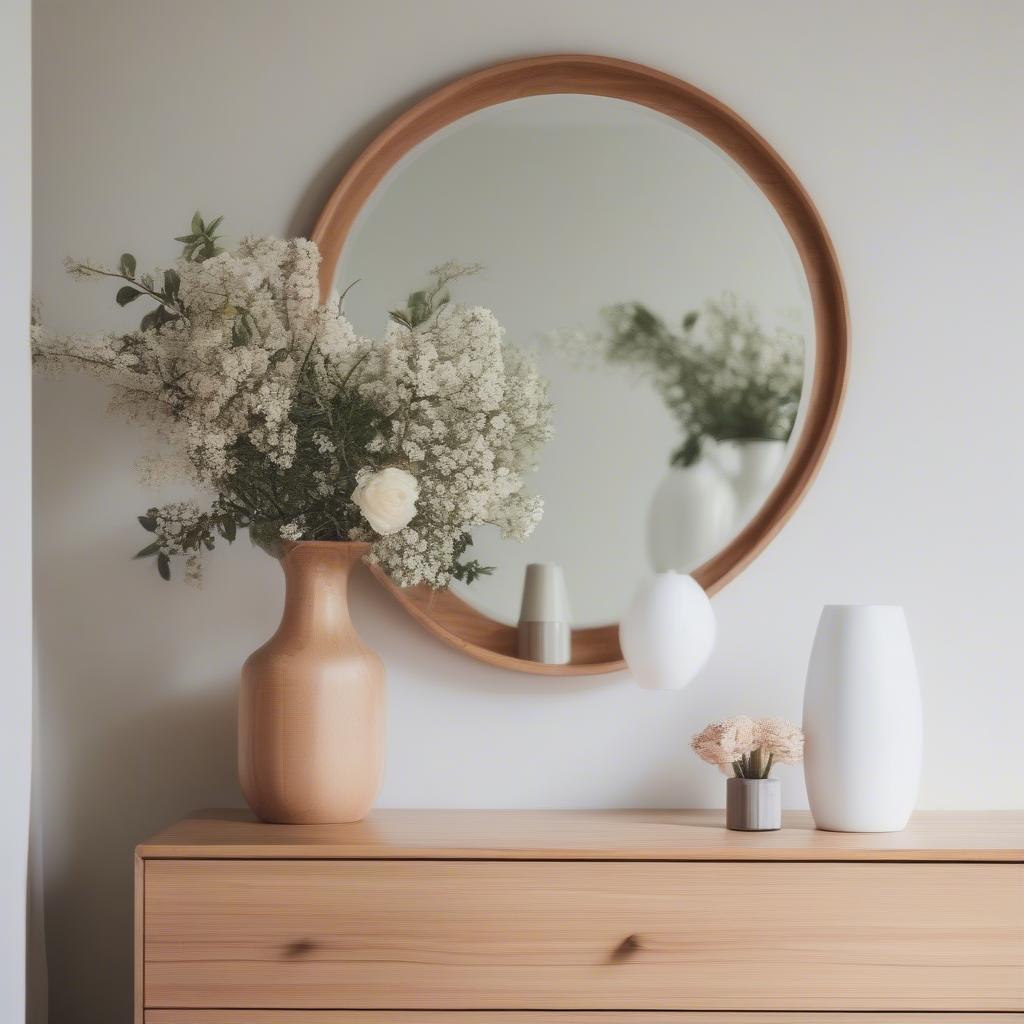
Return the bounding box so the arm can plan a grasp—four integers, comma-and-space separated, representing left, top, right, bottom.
726, 777, 781, 831
517, 563, 571, 665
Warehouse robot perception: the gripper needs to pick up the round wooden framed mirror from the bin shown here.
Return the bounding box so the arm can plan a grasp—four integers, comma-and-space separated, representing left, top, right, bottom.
311, 54, 848, 675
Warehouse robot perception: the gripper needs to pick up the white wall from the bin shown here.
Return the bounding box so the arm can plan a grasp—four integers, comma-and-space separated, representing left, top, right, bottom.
32, 1, 1024, 1021
2, 0, 32, 1021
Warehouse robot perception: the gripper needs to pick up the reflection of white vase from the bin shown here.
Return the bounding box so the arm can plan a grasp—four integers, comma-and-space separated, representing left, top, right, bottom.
647, 459, 736, 572
710, 438, 788, 529
803, 605, 922, 832
620, 572, 716, 690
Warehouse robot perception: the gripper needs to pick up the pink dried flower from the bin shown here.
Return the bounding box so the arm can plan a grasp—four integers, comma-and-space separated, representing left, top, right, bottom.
690, 715, 759, 767
756, 717, 804, 764
692, 713, 804, 778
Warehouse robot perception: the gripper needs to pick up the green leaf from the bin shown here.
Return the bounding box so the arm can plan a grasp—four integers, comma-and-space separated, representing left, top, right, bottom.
138, 514, 158, 532
116, 286, 142, 306
632, 304, 663, 334
231, 318, 251, 347
133, 540, 161, 559
683, 310, 699, 330
224, 518, 236, 542
451, 559, 496, 585
139, 308, 160, 332
191, 211, 203, 235
140, 273, 155, 291
205, 215, 223, 234
670, 434, 703, 468
388, 310, 413, 329
163, 268, 181, 299
119, 253, 136, 277
157, 552, 171, 581
174, 234, 199, 244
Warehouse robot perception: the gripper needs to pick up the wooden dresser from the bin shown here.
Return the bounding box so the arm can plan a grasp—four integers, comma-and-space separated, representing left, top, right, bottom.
136, 809, 1024, 1023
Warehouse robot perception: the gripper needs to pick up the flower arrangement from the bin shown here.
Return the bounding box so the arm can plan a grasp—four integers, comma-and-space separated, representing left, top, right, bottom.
31, 215, 552, 587
566, 295, 804, 467
691, 715, 804, 779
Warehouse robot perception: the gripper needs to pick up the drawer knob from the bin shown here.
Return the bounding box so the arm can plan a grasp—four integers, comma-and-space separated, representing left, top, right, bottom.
610, 933, 642, 962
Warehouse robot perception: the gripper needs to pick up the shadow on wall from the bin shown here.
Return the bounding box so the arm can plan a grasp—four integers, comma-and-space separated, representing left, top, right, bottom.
33, 376, 250, 1023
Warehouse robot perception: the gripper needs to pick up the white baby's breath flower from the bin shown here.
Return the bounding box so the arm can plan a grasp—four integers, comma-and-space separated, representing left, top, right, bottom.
279, 521, 304, 542
313, 432, 336, 454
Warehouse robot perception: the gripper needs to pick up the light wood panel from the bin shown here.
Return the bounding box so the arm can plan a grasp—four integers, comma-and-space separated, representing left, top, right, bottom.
137, 808, 1024, 861
309, 54, 850, 675
146, 1013, 1024, 1024
134, 855, 145, 1024
144, 859, 1023, 1011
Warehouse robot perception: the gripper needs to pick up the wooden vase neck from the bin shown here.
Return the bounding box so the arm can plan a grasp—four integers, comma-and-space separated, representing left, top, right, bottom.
276, 542, 370, 642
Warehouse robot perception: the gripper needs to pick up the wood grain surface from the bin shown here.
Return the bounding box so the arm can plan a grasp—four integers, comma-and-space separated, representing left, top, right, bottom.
137, 808, 1024, 861
146, 1014, 1024, 1024
144, 858, 1023, 1011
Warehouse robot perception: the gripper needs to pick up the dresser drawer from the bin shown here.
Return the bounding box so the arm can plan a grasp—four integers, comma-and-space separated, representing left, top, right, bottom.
143, 859, 1023, 1011
144, 1015, 1024, 1024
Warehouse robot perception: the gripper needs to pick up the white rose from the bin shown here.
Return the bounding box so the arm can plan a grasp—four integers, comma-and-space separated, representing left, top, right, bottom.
352, 467, 419, 535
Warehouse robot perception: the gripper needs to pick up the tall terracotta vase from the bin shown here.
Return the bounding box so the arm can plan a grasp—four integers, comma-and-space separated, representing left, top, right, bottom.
238, 541, 385, 824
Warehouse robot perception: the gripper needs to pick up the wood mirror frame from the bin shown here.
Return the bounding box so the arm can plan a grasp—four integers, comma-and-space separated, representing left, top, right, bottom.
310, 54, 849, 676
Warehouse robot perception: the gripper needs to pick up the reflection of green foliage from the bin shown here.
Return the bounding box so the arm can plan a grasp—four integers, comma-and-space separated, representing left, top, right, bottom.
599, 295, 804, 466
449, 532, 495, 585
389, 260, 483, 330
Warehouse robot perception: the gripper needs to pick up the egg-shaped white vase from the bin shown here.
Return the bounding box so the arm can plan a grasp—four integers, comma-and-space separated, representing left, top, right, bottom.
803, 605, 922, 832
619, 572, 715, 690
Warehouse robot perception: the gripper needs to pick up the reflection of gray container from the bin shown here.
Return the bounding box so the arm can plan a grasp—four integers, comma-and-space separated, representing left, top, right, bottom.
517, 563, 571, 664
726, 777, 782, 831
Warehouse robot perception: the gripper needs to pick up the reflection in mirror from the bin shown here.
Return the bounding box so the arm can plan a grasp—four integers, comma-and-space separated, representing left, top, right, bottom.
337, 94, 814, 629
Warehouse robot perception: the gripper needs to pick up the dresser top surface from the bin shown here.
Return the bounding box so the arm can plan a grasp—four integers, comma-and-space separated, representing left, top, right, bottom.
136, 808, 1024, 860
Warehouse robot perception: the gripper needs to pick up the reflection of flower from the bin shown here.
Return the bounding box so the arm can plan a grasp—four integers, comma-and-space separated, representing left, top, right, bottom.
691, 715, 804, 778
353, 467, 419, 535
555, 294, 804, 467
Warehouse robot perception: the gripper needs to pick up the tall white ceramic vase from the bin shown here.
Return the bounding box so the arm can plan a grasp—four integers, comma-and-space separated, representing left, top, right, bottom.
802, 605, 922, 832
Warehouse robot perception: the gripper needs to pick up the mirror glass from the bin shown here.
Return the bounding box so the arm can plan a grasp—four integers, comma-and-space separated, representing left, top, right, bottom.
336, 94, 814, 627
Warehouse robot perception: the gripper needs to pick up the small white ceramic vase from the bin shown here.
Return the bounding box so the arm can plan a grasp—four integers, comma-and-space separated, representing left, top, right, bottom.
619, 572, 715, 689
802, 605, 922, 832
517, 563, 572, 664
646, 457, 736, 573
